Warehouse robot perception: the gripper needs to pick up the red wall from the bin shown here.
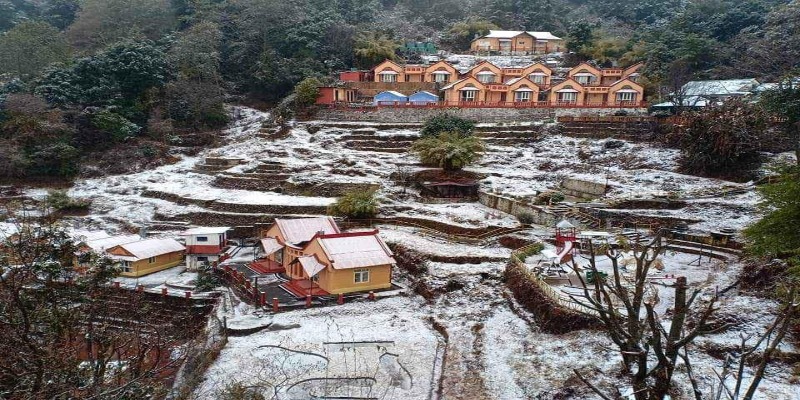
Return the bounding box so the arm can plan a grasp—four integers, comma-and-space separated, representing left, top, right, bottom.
339, 71, 366, 82
316, 87, 335, 105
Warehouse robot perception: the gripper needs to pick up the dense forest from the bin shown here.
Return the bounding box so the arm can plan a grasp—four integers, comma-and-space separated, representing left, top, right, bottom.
0, 0, 798, 181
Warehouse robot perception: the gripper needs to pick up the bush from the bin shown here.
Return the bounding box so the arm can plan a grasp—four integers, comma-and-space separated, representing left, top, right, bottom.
293, 77, 322, 108
534, 191, 565, 205
46, 190, 91, 211
420, 113, 476, 138
677, 99, 767, 180
194, 266, 222, 292
327, 189, 379, 219
26, 142, 80, 177
92, 109, 140, 142
517, 212, 536, 224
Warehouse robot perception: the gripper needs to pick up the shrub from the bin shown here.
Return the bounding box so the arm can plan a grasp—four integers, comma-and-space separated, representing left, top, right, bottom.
677, 99, 767, 180
92, 109, 140, 142
534, 191, 565, 205
327, 189, 379, 219
420, 113, 476, 138
194, 266, 222, 292
26, 142, 80, 177
411, 131, 485, 171
46, 190, 91, 211
293, 77, 322, 108
516, 212, 536, 224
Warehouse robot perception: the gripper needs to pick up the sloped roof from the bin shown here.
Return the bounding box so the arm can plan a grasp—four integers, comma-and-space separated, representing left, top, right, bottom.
182, 227, 231, 235
275, 217, 340, 246
316, 231, 395, 270
297, 255, 327, 277
376, 90, 408, 98
409, 91, 438, 99
441, 78, 469, 91
85, 234, 143, 253
681, 79, 760, 97
260, 237, 284, 255
71, 230, 113, 242
527, 31, 562, 40
108, 238, 185, 262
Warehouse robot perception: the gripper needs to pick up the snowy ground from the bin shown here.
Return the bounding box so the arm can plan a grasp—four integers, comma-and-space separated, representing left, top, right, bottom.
7, 106, 796, 399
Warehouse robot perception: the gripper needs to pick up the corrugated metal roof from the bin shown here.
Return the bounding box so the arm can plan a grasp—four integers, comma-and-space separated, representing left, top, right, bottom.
85, 234, 143, 253
260, 237, 284, 255
318, 233, 395, 270
109, 238, 185, 261
182, 227, 231, 235
681, 79, 759, 97
297, 255, 326, 277
527, 31, 562, 40
275, 217, 340, 246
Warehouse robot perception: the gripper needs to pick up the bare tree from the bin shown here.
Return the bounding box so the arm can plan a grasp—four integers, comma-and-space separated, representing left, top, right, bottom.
569, 233, 722, 400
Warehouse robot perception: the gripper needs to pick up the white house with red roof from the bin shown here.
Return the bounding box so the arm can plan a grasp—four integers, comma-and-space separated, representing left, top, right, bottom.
182, 227, 231, 270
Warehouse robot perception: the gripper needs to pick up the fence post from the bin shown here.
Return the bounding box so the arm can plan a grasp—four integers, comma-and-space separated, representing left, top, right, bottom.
338, 293, 344, 305
272, 298, 279, 312
305, 295, 312, 308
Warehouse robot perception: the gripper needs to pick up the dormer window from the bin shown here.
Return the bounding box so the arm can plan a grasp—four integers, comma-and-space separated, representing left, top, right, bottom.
476, 71, 496, 84
573, 70, 596, 85
378, 70, 398, 83
529, 71, 546, 84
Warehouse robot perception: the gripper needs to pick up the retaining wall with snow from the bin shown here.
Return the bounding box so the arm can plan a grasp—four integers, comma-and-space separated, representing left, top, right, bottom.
478, 191, 556, 226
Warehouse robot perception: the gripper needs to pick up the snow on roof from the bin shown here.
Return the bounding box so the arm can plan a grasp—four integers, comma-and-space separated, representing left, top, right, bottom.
297, 255, 326, 277
556, 220, 575, 229
440, 78, 468, 91
409, 91, 438, 99
527, 31, 562, 40
317, 232, 395, 270
651, 96, 710, 108
483, 30, 529, 38
275, 217, 340, 246
182, 226, 231, 235
505, 77, 523, 85
681, 79, 760, 97
109, 237, 185, 262
85, 234, 143, 253
376, 90, 407, 98
259, 237, 284, 255
70, 230, 113, 242
476, 30, 561, 40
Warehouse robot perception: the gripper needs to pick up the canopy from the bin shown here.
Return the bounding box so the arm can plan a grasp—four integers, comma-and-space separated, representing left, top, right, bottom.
573, 72, 595, 77
476, 71, 496, 76
260, 237, 284, 256
514, 88, 535, 92
557, 88, 579, 93
615, 89, 639, 93
297, 256, 326, 277
431, 71, 451, 75
377, 70, 399, 75
459, 87, 480, 91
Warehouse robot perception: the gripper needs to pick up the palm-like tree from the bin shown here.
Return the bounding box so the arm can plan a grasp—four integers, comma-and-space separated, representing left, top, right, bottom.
411, 131, 486, 171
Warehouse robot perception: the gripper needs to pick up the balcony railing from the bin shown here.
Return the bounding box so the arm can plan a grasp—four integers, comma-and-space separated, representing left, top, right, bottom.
359, 100, 648, 109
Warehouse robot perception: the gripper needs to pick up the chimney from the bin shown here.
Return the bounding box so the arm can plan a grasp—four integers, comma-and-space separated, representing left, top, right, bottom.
317, 230, 325, 237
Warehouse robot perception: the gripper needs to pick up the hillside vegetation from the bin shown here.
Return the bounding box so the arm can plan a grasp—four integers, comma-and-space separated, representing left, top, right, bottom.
0, 0, 797, 181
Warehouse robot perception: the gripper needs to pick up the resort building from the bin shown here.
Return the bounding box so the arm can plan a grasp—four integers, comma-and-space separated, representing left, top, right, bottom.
182, 227, 231, 270
470, 30, 564, 54
106, 238, 185, 277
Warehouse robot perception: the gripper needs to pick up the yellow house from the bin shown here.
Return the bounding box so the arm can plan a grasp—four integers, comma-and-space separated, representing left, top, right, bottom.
258, 216, 341, 271
106, 238, 185, 277
289, 230, 395, 295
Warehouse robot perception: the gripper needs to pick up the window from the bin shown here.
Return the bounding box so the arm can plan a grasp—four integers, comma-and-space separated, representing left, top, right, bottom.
121, 262, 132, 273
529, 74, 544, 84
380, 73, 397, 83
558, 92, 577, 102
575, 76, 591, 85
196, 236, 208, 242
477, 74, 495, 84
354, 269, 370, 283
460, 90, 477, 102
148, 257, 156, 263
616, 92, 636, 103
514, 91, 531, 102
197, 256, 209, 262
433, 73, 448, 83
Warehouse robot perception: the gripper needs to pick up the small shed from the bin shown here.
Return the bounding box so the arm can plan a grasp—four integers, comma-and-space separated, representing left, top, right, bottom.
408, 91, 439, 105
373, 91, 408, 105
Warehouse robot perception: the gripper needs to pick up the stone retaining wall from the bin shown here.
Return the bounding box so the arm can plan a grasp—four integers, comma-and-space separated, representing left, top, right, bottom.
315, 107, 647, 123
560, 178, 607, 198
478, 191, 556, 226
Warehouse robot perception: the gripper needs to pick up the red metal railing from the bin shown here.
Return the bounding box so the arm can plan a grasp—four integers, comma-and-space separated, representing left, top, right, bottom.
353, 100, 648, 109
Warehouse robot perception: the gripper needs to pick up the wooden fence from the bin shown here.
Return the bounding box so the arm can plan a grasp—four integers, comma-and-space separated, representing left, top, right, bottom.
509, 244, 597, 316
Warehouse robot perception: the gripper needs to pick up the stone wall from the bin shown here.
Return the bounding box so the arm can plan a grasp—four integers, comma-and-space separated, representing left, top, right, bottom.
560, 178, 607, 199
315, 107, 647, 123
316, 107, 555, 123
478, 191, 556, 226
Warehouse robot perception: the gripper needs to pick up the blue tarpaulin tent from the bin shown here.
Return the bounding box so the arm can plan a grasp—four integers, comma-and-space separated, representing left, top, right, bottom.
408, 91, 439, 105
374, 91, 408, 105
